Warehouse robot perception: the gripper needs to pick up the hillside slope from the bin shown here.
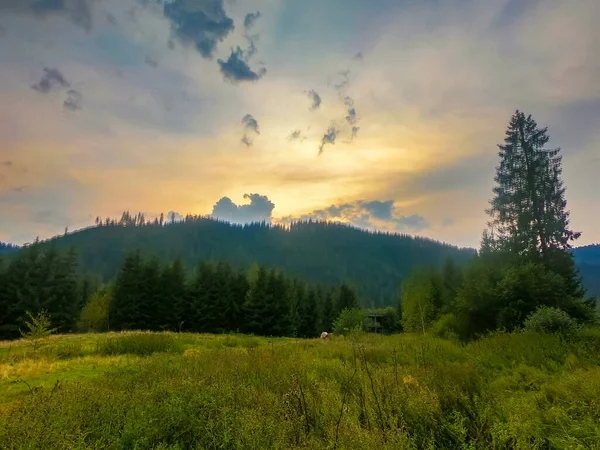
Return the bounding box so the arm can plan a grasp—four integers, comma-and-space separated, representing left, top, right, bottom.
34, 219, 476, 306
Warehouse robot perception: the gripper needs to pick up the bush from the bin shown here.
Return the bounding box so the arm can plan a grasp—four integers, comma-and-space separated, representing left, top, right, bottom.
78, 289, 111, 332
524, 306, 582, 337
98, 333, 184, 356
430, 313, 464, 341
332, 308, 366, 335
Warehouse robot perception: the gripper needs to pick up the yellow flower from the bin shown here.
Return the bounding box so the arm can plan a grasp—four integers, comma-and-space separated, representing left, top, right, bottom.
403, 375, 419, 387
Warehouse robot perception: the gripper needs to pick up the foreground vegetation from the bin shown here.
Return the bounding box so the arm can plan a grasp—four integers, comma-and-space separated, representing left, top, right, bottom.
2, 330, 600, 449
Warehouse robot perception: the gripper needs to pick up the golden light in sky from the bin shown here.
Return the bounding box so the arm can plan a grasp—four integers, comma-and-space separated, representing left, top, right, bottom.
0, 0, 599, 248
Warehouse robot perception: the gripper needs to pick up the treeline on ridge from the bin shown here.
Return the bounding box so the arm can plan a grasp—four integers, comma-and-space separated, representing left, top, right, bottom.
27, 218, 476, 307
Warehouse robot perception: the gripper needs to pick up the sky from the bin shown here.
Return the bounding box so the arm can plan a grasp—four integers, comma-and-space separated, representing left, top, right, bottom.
0, 0, 599, 248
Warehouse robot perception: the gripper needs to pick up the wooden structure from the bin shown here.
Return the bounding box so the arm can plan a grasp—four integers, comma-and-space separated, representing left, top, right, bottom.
366, 313, 384, 333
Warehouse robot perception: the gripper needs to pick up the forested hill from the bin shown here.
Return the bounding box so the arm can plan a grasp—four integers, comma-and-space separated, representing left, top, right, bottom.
0, 242, 20, 255
573, 244, 600, 297
30, 218, 476, 306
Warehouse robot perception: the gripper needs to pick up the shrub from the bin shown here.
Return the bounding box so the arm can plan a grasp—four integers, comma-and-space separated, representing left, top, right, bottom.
332, 308, 366, 335
78, 289, 111, 332
20, 310, 57, 350
430, 313, 464, 341
524, 306, 582, 337
98, 333, 184, 356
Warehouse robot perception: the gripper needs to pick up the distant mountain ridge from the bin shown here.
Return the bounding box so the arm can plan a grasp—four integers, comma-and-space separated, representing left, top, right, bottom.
0, 242, 20, 255
572, 244, 600, 298
3, 224, 598, 302
19, 218, 477, 307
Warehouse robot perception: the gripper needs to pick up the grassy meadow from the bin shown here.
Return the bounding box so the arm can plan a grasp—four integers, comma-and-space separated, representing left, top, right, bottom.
2, 330, 600, 449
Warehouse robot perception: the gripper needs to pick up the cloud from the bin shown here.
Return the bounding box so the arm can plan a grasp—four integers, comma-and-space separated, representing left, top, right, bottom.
218, 47, 266, 83
31, 68, 70, 93
144, 55, 159, 68
104, 11, 118, 26
244, 11, 260, 30
167, 211, 184, 222
211, 193, 275, 224
241, 113, 259, 146
346, 126, 360, 143
27, 0, 94, 32
63, 89, 83, 111
287, 129, 306, 143
318, 126, 338, 154
343, 96, 359, 141
0, 161, 13, 168
334, 69, 350, 91
280, 199, 430, 233
163, 0, 234, 59
242, 114, 259, 133
360, 200, 393, 220
306, 89, 321, 111
345, 107, 357, 125
353, 52, 363, 61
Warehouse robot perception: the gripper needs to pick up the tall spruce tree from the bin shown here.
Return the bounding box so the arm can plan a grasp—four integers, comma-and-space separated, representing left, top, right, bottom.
486, 110, 583, 296
110, 250, 145, 330
487, 111, 581, 255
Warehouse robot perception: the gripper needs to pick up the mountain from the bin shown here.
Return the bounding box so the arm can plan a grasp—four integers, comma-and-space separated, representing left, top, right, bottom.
26, 218, 477, 307
0, 242, 19, 255
573, 244, 600, 298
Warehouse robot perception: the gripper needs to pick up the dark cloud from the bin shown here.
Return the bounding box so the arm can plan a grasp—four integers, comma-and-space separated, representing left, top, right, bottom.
346, 126, 360, 143
31, 68, 70, 93
104, 11, 117, 25
63, 89, 82, 110
345, 107, 357, 125
307, 89, 321, 111
211, 193, 275, 224
144, 55, 159, 68
163, 0, 234, 59
318, 126, 338, 155
287, 129, 306, 143
240, 134, 252, 147
241, 113, 259, 146
343, 96, 360, 142
360, 200, 393, 221
242, 114, 259, 134
396, 215, 429, 232
281, 199, 429, 233
218, 47, 266, 83
334, 69, 350, 91
27, 0, 94, 32
243, 11, 260, 29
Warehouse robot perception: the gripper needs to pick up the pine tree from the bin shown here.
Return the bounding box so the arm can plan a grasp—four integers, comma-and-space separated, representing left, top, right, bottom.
191, 262, 219, 333
43, 248, 79, 333
486, 110, 584, 298
298, 285, 320, 338
157, 258, 187, 331
141, 257, 163, 330
243, 266, 272, 335
487, 110, 581, 255
110, 250, 144, 330
335, 283, 360, 316
228, 269, 249, 333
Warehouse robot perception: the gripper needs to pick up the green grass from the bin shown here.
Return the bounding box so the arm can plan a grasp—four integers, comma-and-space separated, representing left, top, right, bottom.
1, 330, 600, 449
